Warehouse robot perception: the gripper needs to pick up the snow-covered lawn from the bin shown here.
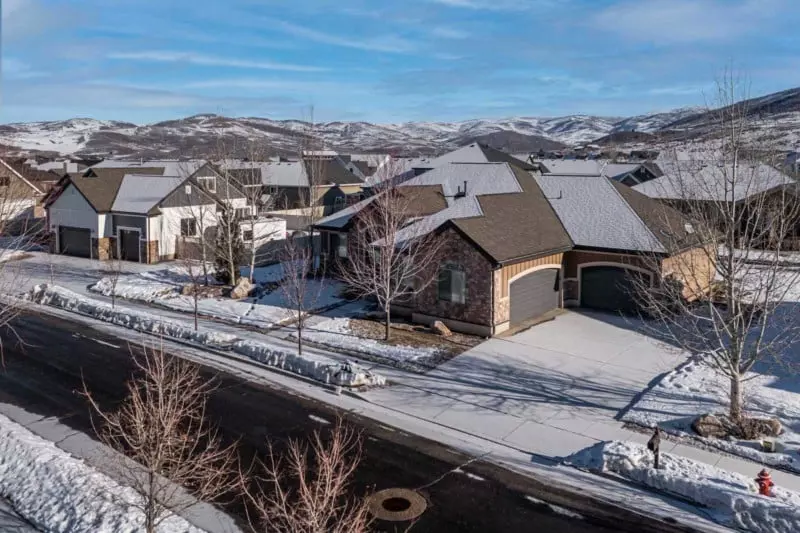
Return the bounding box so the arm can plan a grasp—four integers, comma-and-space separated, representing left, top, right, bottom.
28, 284, 384, 389
301, 317, 443, 367
622, 354, 800, 473
0, 411, 202, 533
0, 249, 27, 263
91, 265, 344, 329
570, 441, 800, 533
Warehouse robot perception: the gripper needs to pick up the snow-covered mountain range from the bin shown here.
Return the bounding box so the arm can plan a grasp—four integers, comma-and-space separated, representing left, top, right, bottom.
2, 87, 799, 158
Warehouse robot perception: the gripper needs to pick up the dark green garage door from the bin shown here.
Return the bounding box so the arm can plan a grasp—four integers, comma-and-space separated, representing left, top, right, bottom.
509, 268, 560, 325
58, 226, 91, 258
580, 266, 650, 314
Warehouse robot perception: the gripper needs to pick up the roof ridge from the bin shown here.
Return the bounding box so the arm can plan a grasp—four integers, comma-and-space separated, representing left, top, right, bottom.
604, 178, 665, 253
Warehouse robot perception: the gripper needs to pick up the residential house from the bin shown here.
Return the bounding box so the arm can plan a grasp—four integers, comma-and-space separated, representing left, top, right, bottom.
46, 159, 282, 263
222, 153, 366, 229
0, 158, 62, 233
316, 159, 711, 336
534, 159, 661, 185
633, 160, 800, 249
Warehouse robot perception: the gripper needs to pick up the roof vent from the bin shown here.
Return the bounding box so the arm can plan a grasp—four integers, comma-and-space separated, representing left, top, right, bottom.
455, 180, 467, 199
684, 223, 695, 234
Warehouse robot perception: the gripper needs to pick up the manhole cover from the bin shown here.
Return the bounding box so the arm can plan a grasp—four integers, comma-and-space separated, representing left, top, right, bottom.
368, 488, 427, 522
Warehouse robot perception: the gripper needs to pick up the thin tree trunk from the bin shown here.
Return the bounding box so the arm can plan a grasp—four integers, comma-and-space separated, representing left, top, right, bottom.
297, 321, 303, 355
194, 293, 199, 331
384, 304, 391, 342
249, 220, 256, 284
730, 375, 743, 422
200, 235, 209, 286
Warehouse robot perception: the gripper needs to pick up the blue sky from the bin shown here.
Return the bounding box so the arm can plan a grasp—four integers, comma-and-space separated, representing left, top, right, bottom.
2, 0, 799, 124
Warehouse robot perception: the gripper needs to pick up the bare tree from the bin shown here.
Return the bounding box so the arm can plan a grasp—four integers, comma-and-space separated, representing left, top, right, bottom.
102, 249, 123, 309
237, 143, 279, 283
281, 112, 326, 354
241, 421, 372, 533
84, 342, 238, 533
0, 156, 44, 350
337, 162, 443, 341
633, 73, 800, 426
177, 238, 208, 331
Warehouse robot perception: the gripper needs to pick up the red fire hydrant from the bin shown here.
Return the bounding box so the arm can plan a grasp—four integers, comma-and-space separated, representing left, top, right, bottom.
755, 469, 775, 497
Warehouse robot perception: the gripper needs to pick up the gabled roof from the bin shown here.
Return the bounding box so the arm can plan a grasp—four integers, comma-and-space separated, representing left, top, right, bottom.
112, 175, 185, 215
67, 172, 127, 212
535, 174, 696, 254
633, 161, 795, 203
421, 143, 535, 171
0, 159, 46, 195
89, 159, 206, 177
222, 157, 365, 188
537, 159, 645, 181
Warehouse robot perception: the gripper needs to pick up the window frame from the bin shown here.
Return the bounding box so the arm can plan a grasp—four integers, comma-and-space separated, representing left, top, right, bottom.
437, 263, 466, 304
337, 233, 348, 259
197, 176, 216, 193
180, 218, 198, 238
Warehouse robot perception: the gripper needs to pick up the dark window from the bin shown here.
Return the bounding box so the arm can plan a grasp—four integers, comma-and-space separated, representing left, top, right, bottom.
243, 229, 254, 242
236, 207, 251, 219
180, 218, 197, 237
437, 263, 466, 304
197, 176, 216, 193
0, 176, 10, 187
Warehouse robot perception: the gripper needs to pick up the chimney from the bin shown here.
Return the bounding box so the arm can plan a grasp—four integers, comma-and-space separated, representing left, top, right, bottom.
63, 161, 69, 175
455, 180, 467, 199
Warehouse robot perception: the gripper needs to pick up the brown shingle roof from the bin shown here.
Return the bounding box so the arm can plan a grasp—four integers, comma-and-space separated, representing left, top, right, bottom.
3, 160, 60, 183
453, 166, 573, 264
397, 185, 447, 217
611, 181, 703, 252
477, 144, 536, 171
84, 167, 166, 180
67, 173, 125, 212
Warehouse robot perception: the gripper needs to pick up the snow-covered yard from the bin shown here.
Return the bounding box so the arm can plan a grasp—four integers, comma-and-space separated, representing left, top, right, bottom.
0, 411, 202, 533
301, 317, 444, 368
622, 353, 800, 473
91, 264, 344, 329
570, 441, 800, 533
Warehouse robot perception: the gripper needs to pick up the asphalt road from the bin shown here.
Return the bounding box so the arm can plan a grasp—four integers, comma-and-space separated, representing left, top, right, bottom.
0, 311, 674, 533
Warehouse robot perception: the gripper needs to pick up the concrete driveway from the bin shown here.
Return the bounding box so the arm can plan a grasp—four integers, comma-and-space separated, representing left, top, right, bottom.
364, 310, 687, 459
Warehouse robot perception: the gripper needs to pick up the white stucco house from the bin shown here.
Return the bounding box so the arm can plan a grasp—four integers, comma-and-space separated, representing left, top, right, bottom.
45, 160, 285, 263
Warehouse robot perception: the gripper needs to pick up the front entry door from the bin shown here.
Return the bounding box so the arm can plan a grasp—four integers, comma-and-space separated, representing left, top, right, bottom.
119, 229, 141, 262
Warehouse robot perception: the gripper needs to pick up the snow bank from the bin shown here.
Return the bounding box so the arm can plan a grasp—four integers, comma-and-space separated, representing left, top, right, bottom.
231, 340, 385, 388
303, 317, 441, 364
29, 284, 384, 389
0, 412, 201, 533
570, 441, 800, 533
28, 284, 237, 348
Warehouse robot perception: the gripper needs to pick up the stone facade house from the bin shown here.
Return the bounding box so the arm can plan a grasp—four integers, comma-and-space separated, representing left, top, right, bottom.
316, 148, 713, 336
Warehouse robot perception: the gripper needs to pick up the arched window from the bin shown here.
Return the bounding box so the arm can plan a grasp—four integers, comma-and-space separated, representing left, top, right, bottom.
438, 263, 466, 304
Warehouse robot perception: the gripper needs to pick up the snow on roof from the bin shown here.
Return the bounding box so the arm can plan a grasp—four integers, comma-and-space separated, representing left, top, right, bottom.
423, 144, 491, 168
315, 194, 377, 229
633, 161, 795, 202
91, 159, 206, 177
111, 174, 185, 214
537, 159, 642, 179
401, 162, 522, 206
260, 161, 307, 187
536, 174, 665, 253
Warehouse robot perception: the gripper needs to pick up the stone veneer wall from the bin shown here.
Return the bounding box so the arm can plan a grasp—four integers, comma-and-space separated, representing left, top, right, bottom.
412, 227, 493, 327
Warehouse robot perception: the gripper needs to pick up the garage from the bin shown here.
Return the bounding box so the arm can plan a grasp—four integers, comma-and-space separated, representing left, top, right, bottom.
580, 265, 650, 314
509, 268, 561, 325
58, 226, 91, 258
118, 229, 141, 262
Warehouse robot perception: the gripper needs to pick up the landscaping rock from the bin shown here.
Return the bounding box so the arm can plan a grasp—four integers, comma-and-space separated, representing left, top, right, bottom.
431, 320, 452, 337
229, 277, 253, 300
692, 414, 729, 438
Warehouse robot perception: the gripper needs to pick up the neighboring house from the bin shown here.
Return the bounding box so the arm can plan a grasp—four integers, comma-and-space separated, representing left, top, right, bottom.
633, 160, 800, 249
45, 160, 280, 263
535, 159, 661, 185
223, 154, 366, 222
316, 159, 711, 336
0, 159, 61, 234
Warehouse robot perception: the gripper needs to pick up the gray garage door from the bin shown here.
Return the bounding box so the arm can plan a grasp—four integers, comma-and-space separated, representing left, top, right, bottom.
580, 266, 649, 314
509, 268, 560, 325
58, 226, 91, 258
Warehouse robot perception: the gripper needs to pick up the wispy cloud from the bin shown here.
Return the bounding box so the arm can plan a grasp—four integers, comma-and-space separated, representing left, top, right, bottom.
3, 58, 48, 80
427, 0, 533, 11
268, 19, 417, 53
107, 51, 327, 72
593, 0, 783, 44
431, 26, 469, 39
